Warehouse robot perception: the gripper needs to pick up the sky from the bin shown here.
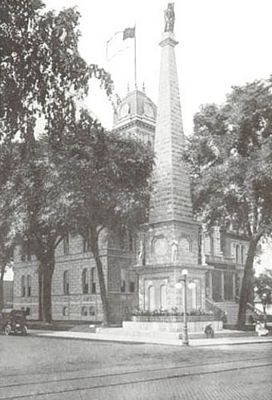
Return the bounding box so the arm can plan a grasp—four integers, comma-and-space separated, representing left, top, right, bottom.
5, 0, 271, 278
43, 0, 272, 135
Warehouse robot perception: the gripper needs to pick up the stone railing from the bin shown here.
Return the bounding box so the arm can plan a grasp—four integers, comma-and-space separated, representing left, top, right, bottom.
131, 314, 215, 323
205, 298, 226, 320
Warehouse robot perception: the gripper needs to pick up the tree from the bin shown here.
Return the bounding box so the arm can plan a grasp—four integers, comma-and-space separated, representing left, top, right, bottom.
185, 77, 272, 328
0, 141, 19, 309
0, 0, 114, 322
56, 111, 154, 325
8, 137, 73, 322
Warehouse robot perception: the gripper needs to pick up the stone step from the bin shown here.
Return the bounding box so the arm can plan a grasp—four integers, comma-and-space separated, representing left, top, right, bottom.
95, 327, 256, 341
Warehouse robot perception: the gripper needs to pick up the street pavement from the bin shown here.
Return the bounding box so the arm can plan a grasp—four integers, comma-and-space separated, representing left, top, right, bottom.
0, 335, 271, 400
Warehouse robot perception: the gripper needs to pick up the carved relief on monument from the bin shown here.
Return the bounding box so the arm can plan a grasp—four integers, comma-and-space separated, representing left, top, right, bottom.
152, 235, 168, 257
179, 236, 191, 253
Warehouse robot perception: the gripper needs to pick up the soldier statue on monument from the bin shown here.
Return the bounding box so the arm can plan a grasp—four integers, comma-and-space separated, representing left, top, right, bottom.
164, 3, 175, 33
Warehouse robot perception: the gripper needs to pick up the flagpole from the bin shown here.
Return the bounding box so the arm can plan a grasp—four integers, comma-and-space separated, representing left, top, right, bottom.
134, 24, 137, 89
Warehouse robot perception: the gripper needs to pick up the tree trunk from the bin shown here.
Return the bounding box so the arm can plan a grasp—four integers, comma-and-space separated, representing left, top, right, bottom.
41, 264, 54, 323
90, 227, 110, 326
0, 273, 4, 311
35, 238, 56, 323
237, 238, 258, 329
38, 269, 43, 321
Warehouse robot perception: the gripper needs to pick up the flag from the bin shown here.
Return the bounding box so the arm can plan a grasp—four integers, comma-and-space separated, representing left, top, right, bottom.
106, 27, 135, 61
123, 27, 135, 40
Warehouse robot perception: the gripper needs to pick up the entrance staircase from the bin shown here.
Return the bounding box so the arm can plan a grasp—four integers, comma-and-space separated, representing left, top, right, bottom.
214, 302, 239, 326
206, 298, 264, 327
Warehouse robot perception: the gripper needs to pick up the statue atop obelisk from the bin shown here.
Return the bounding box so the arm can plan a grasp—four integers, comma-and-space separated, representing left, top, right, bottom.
164, 2, 175, 32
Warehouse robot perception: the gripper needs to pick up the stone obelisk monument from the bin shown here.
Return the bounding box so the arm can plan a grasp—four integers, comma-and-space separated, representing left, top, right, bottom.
137, 3, 206, 312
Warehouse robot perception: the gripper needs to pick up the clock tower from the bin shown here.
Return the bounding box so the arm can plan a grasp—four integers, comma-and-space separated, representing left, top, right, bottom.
113, 88, 157, 147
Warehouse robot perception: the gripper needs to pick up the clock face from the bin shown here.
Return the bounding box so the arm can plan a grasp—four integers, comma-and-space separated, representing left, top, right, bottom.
144, 103, 154, 118
180, 238, 190, 252
120, 103, 130, 118
154, 237, 168, 256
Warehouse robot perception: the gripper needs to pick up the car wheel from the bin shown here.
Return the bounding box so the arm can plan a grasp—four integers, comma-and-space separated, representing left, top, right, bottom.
4, 324, 11, 336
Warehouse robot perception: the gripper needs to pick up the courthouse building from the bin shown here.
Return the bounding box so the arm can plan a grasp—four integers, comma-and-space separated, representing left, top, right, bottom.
12, 4, 248, 325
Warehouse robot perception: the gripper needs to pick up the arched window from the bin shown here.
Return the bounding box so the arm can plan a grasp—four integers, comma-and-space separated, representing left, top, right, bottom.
148, 286, 155, 311
63, 235, 69, 255
82, 233, 90, 253
241, 246, 245, 264
27, 275, 31, 297
89, 306, 95, 316
62, 306, 68, 316
63, 270, 69, 295
235, 245, 240, 264
81, 306, 88, 316
91, 267, 96, 293
82, 268, 89, 294
21, 276, 26, 297
120, 269, 127, 293
189, 281, 197, 309
160, 284, 167, 309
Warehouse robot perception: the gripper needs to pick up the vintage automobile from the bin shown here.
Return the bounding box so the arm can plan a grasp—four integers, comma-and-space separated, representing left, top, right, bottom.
0, 309, 28, 335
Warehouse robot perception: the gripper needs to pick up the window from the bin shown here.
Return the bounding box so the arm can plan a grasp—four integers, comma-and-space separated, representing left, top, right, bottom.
81, 306, 88, 316
82, 268, 89, 294
148, 286, 155, 311
62, 306, 68, 316
235, 245, 240, 264
83, 234, 90, 253
121, 269, 126, 293
21, 240, 31, 262
27, 275, 31, 297
63, 235, 69, 255
90, 268, 96, 293
129, 282, 135, 293
121, 280, 126, 293
89, 306, 95, 316
21, 275, 26, 297
25, 307, 31, 316
160, 284, 167, 309
241, 246, 245, 264
63, 270, 69, 294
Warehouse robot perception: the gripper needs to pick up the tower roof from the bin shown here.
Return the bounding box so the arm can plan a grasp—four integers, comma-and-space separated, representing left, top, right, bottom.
113, 89, 156, 129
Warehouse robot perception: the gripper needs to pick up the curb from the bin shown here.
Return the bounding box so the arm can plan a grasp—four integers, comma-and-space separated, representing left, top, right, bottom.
28, 330, 272, 347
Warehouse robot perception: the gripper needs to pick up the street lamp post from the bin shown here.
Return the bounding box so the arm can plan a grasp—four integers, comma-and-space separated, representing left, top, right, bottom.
261, 293, 268, 328
175, 269, 189, 346
182, 269, 189, 345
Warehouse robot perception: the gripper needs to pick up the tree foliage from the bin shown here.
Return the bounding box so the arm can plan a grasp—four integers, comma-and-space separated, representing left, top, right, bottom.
0, 0, 114, 142
56, 111, 154, 324
254, 272, 272, 305
186, 76, 272, 327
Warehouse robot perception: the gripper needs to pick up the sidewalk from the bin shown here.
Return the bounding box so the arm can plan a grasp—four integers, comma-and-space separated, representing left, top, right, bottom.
29, 327, 272, 347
